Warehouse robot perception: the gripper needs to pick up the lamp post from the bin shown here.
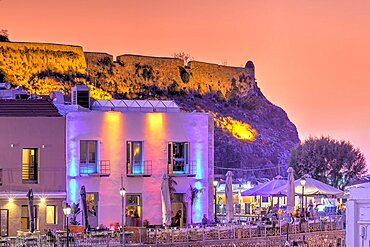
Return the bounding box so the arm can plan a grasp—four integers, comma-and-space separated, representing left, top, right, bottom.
300, 178, 307, 232
213, 180, 219, 223
63, 203, 72, 247
120, 187, 127, 246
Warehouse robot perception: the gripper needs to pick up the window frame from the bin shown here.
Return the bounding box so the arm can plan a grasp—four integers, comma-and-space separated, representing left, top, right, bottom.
21, 148, 39, 184
79, 140, 99, 175
127, 141, 144, 175
46, 205, 57, 225
168, 142, 190, 174
21, 205, 38, 230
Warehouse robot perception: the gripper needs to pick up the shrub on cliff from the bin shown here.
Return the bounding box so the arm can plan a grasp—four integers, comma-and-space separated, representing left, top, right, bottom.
0, 29, 9, 42
179, 67, 190, 83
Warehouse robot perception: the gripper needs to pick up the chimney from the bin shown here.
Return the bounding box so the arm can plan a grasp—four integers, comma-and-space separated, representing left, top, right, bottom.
71, 84, 90, 108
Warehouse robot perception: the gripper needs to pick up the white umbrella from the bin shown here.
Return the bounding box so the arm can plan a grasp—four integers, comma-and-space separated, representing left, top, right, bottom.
241, 175, 287, 197
270, 174, 344, 197
286, 167, 295, 214
225, 171, 234, 222
161, 174, 171, 226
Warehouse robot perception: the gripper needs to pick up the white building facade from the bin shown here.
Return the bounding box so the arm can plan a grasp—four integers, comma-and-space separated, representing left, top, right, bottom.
65, 101, 214, 228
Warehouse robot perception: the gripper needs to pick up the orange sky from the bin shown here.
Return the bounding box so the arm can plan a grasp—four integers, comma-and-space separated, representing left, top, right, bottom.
1, 0, 370, 167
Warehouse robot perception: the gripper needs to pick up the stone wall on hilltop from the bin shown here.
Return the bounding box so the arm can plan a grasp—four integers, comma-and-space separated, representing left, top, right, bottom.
0, 43, 109, 98
84, 52, 254, 98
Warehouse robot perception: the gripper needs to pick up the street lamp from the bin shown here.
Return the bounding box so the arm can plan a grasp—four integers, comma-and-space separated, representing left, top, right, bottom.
119, 187, 127, 246
213, 180, 219, 222
300, 178, 307, 232
63, 203, 72, 247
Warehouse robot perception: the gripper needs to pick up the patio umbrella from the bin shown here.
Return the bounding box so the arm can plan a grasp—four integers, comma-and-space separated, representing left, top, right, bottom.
286, 167, 295, 214
241, 175, 287, 197
27, 189, 35, 232
80, 185, 89, 232
161, 174, 171, 226
270, 174, 344, 197
225, 171, 234, 222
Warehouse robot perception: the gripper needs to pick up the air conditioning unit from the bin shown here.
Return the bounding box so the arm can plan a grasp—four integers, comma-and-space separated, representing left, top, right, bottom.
71, 84, 90, 108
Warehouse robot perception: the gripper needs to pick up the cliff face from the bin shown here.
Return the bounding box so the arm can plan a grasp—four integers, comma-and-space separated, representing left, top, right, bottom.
0, 42, 299, 179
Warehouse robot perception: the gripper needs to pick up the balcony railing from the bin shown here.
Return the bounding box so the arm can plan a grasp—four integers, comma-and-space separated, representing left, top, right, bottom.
127, 160, 152, 177
168, 160, 196, 177
21, 164, 38, 184
80, 160, 110, 177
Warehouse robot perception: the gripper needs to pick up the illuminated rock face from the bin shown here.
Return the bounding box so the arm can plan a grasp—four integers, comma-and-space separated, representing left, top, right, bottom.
0, 42, 299, 179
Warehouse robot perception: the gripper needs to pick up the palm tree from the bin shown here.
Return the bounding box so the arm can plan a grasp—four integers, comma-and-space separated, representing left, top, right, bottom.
188, 184, 204, 224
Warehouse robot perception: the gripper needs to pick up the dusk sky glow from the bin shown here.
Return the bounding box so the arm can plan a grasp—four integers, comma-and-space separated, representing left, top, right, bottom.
2, 0, 370, 167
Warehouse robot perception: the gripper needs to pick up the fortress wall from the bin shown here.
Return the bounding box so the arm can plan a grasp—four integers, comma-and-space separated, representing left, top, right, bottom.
187, 61, 249, 95
85, 52, 113, 65
0, 42, 87, 87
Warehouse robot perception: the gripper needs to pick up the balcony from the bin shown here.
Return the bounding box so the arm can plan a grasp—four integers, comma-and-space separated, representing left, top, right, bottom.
127, 161, 152, 177
168, 160, 196, 177
80, 160, 110, 177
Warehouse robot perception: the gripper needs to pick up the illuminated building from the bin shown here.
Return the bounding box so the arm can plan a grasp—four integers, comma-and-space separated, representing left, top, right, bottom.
0, 99, 66, 236
60, 87, 214, 227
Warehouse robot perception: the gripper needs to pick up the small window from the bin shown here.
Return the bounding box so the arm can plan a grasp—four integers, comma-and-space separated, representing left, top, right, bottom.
22, 148, 38, 183
46, 206, 57, 225
127, 141, 144, 174
80, 140, 97, 164
0, 169, 2, 186
168, 142, 189, 173
80, 140, 98, 174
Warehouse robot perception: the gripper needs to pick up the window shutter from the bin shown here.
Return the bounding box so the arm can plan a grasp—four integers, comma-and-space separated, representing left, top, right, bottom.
168, 142, 173, 165
185, 142, 189, 165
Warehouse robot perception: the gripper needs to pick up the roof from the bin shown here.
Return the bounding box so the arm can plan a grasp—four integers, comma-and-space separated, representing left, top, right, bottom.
0, 99, 62, 117
91, 99, 180, 112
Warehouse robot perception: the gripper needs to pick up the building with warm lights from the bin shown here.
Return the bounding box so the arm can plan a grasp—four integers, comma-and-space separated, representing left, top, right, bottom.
61, 95, 214, 228
0, 99, 66, 236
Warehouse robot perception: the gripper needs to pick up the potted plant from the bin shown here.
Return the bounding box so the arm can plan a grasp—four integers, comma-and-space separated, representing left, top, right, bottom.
69, 203, 85, 233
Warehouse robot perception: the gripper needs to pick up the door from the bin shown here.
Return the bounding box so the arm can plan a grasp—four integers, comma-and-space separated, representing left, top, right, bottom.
86, 193, 99, 228
171, 193, 187, 227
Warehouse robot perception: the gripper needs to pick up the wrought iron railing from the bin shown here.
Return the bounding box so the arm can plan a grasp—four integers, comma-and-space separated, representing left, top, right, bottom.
21, 164, 38, 183
127, 160, 152, 177
80, 160, 110, 176
168, 160, 196, 176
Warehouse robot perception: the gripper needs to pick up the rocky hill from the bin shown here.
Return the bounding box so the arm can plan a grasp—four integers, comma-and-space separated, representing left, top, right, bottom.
0, 42, 300, 179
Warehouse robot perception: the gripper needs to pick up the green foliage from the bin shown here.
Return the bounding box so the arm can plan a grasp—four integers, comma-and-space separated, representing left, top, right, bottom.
289, 136, 367, 190
0, 69, 5, 82
135, 63, 154, 81
168, 176, 177, 202
187, 184, 204, 224
70, 203, 81, 225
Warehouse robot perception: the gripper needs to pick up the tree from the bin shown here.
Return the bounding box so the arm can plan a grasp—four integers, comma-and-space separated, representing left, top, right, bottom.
187, 184, 204, 224
0, 29, 9, 42
289, 136, 367, 190
172, 52, 193, 66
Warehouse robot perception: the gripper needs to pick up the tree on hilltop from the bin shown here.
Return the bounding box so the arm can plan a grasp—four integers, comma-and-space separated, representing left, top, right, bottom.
0, 29, 9, 42
289, 136, 367, 190
172, 52, 193, 66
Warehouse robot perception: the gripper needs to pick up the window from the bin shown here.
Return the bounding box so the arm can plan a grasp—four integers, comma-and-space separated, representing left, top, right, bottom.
126, 194, 142, 227
22, 148, 38, 183
46, 206, 57, 225
80, 140, 98, 174
21, 205, 38, 230
0, 169, 2, 186
168, 142, 189, 174
127, 141, 144, 174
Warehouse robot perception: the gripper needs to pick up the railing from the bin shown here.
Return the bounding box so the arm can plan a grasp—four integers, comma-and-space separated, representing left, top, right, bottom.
168, 160, 196, 177
0, 216, 345, 246
127, 160, 152, 177
21, 164, 38, 183
80, 160, 110, 176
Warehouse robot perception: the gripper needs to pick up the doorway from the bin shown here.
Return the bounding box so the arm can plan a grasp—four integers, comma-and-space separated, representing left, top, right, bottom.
171, 193, 187, 227
86, 193, 99, 228
0, 209, 8, 237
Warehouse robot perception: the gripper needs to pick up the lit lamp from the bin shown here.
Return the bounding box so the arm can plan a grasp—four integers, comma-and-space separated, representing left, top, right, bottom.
213, 180, 219, 222
119, 187, 127, 246
63, 203, 72, 247
300, 178, 306, 211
